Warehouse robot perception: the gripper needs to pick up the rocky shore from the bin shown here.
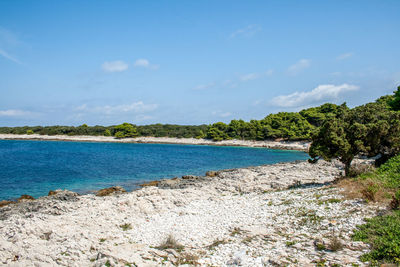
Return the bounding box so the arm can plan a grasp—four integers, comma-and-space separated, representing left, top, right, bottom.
0, 160, 383, 266
0, 134, 310, 151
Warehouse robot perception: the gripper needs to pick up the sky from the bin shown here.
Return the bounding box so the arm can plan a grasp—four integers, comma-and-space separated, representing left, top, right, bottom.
0, 0, 399, 126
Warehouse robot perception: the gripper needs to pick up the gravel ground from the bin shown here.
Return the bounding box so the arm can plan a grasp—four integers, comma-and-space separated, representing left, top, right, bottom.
0, 160, 382, 266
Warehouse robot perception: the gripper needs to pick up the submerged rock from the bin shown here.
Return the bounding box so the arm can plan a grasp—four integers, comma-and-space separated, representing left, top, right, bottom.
96, 186, 126, 196
140, 181, 160, 187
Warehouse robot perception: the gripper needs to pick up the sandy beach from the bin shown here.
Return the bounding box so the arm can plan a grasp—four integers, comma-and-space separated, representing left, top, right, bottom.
0, 134, 310, 151
0, 159, 381, 266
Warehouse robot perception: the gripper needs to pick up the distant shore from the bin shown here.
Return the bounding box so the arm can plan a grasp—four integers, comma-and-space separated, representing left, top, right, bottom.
0, 134, 310, 151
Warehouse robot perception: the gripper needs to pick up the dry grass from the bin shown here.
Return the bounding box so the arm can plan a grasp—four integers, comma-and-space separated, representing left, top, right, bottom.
336, 178, 393, 204
328, 235, 343, 251
156, 234, 184, 252
176, 253, 200, 266
206, 239, 227, 250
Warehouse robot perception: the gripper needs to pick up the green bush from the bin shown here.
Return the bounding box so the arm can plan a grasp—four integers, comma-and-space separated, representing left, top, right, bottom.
353, 210, 400, 264
26, 130, 34, 135
114, 131, 125, 139
358, 154, 400, 190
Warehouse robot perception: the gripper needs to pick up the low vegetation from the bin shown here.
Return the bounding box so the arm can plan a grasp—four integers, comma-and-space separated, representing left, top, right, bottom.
156, 235, 184, 252
337, 154, 400, 264
119, 223, 132, 231
352, 210, 400, 264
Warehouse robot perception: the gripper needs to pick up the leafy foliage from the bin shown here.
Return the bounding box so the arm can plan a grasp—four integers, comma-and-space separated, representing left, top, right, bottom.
353, 210, 400, 264
261, 112, 314, 140
113, 123, 138, 138
360, 154, 400, 190
389, 86, 400, 111
309, 100, 400, 175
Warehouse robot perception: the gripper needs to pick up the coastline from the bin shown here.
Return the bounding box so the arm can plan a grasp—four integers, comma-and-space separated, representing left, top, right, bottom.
0, 134, 310, 151
0, 159, 380, 266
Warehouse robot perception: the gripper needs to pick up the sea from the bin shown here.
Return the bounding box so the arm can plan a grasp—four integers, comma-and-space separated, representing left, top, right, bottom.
0, 139, 308, 200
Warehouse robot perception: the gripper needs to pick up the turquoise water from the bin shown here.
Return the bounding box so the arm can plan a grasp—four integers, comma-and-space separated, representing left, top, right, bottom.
0, 140, 308, 200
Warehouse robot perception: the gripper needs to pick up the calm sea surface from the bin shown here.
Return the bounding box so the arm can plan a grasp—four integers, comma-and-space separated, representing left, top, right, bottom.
0, 140, 308, 200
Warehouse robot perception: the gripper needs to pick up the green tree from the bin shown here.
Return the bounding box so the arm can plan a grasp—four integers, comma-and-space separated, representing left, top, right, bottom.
309, 102, 400, 176
114, 131, 125, 139
113, 123, 138, 138
206, 122, 229, 141
261, 112, 314, 140
389, 86, 400, 111
104, 129, 111, 136
26, 130, 34, 135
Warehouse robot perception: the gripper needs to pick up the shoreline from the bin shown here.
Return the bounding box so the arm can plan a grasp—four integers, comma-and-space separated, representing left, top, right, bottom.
0, 133, 310, 151
0, 159, 381, 266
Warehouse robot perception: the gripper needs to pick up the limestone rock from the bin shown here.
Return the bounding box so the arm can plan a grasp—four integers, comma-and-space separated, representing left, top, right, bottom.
0, 200, 14, 208
17, 195, 35, 202
206, 171, 219, 177
95, 186, 126, 197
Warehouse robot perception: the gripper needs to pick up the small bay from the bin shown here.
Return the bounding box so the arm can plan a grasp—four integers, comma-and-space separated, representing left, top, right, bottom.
0, 139, 308, 200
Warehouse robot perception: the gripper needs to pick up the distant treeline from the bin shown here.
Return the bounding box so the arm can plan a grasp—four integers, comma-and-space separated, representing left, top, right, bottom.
1, 87, 399, 143
0, 103, 342, 141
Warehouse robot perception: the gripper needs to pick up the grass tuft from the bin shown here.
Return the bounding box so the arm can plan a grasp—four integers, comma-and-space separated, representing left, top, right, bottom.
156, 234, 184, 252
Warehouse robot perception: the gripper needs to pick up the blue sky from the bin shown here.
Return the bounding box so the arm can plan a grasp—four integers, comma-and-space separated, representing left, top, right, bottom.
0, 0, 399, 126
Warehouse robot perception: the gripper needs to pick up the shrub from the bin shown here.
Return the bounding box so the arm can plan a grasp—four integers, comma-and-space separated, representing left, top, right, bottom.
114, 131, 125, 139
361, 182, 380, 202
389, 190, 400, 210
119, 223, 132, 231
156, 235, 184, 252
328, 236, 343, 251
348, 164, 375, 177
353, 210, 400, 264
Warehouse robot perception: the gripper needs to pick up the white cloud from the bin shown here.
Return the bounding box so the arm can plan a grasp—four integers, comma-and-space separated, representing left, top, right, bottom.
76, 101, 158, 115
0, 109, 32, 117
287, 59, 311, 75
240, 73, 259, 81
101, 60, 129, 72
135, 114, 153, 121
134, 58, 159, 70
193, 83, 215, 90
271, 84, 359, 108
240, 69, 273, 82
212, 111, 232, 118
0, 27, 22, 64
230, 24, 261, 38
193, 69, 272, 91
0, 48, 21, 64
265, 69, 274, 76
337, 52, 353, 60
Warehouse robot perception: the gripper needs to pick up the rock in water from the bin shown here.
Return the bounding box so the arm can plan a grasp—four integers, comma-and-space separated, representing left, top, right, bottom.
95, 186, 126, 197
140, 180, 159, 187
48, 190, 79, 201
0, 200, 14, 208
17, 195, 35, 202
182, 175, 197, 180
206, 171, 219, 177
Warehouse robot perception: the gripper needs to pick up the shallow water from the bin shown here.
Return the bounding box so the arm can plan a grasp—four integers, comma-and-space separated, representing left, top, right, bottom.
0, 139, 308, 200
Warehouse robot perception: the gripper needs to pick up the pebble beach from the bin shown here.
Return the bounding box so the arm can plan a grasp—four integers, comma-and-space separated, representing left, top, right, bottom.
0, 158, 382, 266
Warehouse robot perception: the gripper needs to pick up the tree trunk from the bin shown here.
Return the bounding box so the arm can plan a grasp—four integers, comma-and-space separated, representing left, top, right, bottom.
344, 163, 351, 177
344, 157, 353, 177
